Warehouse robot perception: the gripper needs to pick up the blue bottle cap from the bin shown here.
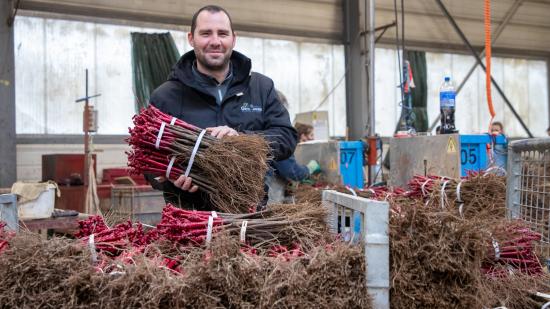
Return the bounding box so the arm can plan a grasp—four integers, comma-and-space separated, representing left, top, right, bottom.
444, 76, 450, 82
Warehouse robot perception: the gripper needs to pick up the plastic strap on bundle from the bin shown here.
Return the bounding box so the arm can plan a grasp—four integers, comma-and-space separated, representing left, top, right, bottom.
184, 129, 207, 177
206, 216, 214, 244
492, 237, 501, 260
165, 156, 177, 179
211, 211, 218, 218
346, 186, 357, 197
421, 179, 431, 196
440, 180, 449, 209
88, 234, 98, 264
170, 117, 177, 125
155, 122, 167, 150
240, 220, 248, 243
456, 180, 464, 216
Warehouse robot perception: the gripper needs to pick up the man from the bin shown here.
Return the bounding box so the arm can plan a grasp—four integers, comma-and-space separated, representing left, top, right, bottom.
148, 5, 297, 209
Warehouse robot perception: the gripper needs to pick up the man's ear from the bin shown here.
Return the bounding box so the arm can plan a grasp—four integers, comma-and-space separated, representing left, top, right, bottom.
187, 32, 194, 48
231, 31, 237, 48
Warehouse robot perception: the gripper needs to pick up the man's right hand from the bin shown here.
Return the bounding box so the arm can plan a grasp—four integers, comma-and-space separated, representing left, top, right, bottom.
172, 175, 199, 193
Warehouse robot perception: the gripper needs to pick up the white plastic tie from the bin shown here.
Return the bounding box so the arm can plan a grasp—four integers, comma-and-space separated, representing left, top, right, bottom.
346, 186, 357, 197
155, 122, 167, 150
206, 216, 214, 244
440, 180, 449, 209
88, 234, 98, 264
211, 211, 218, 218
456, 180, 465, 217
492, 238, 501, 260
456, 180, 464, 202
240, 220, 248, 242
169, 117, 177, 125
184, 129, 207, 177
165, 156, 177, 179
421, 179, 431, 196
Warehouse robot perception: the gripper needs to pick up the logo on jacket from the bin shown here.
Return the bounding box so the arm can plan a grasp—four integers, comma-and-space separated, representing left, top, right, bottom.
240, 102, 262, 113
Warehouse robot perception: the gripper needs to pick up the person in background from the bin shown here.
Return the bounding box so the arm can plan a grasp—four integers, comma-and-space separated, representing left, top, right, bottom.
295, 122, 314, 142
266, 92, 320, 204
546, 126, 550, 136
491, 121, 504, 135
488, 121, 508, 171
147, 5, 297, 209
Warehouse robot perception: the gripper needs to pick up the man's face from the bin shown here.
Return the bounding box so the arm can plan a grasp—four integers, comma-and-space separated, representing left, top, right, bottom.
188, 11, 236, 71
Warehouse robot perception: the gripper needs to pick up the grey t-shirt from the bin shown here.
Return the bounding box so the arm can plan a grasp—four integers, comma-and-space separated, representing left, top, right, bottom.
191, 62, 233, 105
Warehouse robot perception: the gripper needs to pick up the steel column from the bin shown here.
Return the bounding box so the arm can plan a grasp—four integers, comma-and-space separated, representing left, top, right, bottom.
0, 0, 17, 187
344, 0, 369, 139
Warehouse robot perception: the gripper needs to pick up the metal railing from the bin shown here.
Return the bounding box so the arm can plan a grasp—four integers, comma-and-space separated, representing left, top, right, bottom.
506, 138, 550, 253
322, 190, 389, 309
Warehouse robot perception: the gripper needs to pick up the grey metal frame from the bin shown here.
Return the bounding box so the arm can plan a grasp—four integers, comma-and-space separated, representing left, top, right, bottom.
322, 190, 389, 309
506, 138, 550, 244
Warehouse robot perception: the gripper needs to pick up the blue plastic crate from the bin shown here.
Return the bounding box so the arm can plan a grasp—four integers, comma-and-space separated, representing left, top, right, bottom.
339, 141, 364, 188
460, 134, 507, 176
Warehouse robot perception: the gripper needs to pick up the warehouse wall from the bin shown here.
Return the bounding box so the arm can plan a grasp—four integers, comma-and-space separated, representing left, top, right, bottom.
13, 15, 347, 181
14, 15, 347, 137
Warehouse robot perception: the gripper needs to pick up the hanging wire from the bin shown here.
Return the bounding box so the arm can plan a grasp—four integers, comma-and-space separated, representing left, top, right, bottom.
393, 0, 404, 106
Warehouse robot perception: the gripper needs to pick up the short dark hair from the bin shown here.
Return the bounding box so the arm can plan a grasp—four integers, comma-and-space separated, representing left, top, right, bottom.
190, 5, 234, 35
492, 121, 503, 130
295, 123, 313, 137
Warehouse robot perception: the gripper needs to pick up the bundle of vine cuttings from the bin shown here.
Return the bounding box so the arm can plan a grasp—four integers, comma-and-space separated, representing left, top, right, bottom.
482, 220, 543, 277
407, 173, 507, 220
72, 202, 330, 266
127, 106, 271, 213
0, 232, 371, 308
150, 203, 330, 250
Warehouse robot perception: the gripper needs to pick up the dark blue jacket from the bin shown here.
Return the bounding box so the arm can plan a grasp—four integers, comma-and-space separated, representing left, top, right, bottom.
146, 50, 297, 209
150, 50, 297, 160
273, 156, 309, 182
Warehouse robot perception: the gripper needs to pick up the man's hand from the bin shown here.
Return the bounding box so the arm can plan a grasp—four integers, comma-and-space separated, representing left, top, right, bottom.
172, 175, 199, 193
206, 125, 238, 139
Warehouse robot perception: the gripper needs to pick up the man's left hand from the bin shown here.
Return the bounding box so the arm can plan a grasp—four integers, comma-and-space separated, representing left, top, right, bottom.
206, 125, 239, 139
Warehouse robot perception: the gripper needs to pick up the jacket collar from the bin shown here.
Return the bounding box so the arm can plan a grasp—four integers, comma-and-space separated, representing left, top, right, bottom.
169, 50, 251, 88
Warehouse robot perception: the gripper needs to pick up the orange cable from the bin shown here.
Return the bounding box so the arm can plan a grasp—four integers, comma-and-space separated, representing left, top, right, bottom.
485, 0, 496, 128
485, 0, 497, 163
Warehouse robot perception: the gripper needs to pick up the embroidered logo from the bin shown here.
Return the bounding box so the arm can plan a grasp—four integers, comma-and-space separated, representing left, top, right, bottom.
240, 102, 262, 113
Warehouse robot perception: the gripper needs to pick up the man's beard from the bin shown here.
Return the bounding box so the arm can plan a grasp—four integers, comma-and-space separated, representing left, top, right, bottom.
196, 49, 231, 71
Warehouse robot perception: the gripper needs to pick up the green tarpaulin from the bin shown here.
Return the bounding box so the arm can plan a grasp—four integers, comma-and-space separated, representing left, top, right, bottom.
131, 32, 180, 112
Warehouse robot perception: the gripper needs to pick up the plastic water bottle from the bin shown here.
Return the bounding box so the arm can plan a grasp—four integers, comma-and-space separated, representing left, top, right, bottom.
439, 76, 457, 134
